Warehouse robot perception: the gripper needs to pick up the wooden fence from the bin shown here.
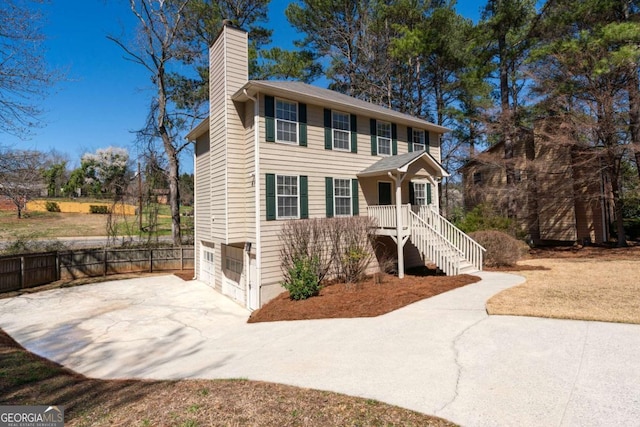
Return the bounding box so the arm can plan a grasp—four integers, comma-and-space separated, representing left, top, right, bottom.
0, 246, 194, 294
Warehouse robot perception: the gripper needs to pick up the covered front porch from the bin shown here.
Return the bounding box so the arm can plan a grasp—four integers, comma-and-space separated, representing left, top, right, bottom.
357, 151, 484, 277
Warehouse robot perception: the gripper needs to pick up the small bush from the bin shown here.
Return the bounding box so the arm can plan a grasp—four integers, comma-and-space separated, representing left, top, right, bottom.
89, 205, 110, 214
455, 204, 513, 234
470, 230, 526, 267
624, 218, 640, 240
283, 256, 321, 300
45, 201, 60, 212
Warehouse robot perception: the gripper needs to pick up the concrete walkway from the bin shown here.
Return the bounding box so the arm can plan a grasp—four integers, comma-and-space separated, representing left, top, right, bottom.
1, 272, 639, 427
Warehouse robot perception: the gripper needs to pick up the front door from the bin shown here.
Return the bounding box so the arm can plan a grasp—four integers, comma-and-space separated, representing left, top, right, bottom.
378, 182, 392, 205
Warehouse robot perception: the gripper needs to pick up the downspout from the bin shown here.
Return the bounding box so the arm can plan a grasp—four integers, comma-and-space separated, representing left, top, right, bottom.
245, 89, 261, 310
192, 146, 197, 280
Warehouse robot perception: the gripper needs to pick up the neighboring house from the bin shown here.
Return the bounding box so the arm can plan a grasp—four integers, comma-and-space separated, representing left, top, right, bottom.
188, 23, 483, 310
462, 126, 612, 245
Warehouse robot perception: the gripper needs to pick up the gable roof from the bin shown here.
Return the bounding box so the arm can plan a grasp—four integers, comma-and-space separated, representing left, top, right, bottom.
232, 80, 449, 134
357, 150, 449, 178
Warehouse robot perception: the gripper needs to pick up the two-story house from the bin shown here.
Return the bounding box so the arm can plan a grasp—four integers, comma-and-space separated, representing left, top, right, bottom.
188, 23, 483, 310
462, 126, 612, 245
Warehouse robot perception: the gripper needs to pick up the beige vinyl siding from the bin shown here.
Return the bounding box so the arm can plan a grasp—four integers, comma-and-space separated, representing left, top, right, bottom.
209, 34, 228, 242
257, 98, 441, 301
428, 131, 441, 163
208, 25, 250, 244
194, 134, 211, 278
226, 99, 248, 243
224, 30, 250, 244
243, 102, 257, 244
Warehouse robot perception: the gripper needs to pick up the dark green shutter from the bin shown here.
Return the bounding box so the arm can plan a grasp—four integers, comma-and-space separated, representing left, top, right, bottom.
350, 114, 358, 153
265, 96, 275, 142
409, 182, 415, 205
427, 183, 432, 205
427, 131, 432, 154
266, 173, 276, 220
324, 109, 332, 150
392, 123, 398, 155
325, 177, 334, 218
351, 179, 359, 216
407, 127, 413, 152
299, 103, 307, 147
370, 119, 377, 156
300, 175, 308, 218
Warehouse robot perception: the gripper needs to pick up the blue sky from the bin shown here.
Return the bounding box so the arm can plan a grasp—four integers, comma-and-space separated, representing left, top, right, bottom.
2, 0, 482, 173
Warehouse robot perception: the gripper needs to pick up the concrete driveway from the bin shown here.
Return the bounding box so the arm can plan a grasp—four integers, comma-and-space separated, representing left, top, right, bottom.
1, 272, 639, 427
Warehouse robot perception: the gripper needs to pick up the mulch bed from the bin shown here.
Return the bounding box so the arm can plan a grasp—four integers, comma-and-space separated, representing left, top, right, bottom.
248, 269, 480, 323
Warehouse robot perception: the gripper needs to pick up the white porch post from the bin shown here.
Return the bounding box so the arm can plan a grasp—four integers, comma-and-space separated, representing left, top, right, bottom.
389, 171, 406, 279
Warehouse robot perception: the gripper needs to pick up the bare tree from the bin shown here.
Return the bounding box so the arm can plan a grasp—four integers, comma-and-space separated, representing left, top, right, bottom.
0, 148, 45, 218
0, 0, 57, 138
108, 0, 193, 245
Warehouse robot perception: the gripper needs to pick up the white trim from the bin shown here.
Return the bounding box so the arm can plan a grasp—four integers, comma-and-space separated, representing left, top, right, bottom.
333, 177, 352, 217
275, 98, 299, 145
246, 89, 261, 310
192, 150, 198, 279
275, 174, 300, 220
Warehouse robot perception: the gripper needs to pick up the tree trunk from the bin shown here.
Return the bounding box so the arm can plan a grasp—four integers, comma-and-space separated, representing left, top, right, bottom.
610, 171, 628, 247
628, 68, 640, 180
499, 33, 517, 219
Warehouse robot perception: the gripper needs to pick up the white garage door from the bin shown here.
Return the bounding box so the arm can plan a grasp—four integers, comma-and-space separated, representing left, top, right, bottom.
200, 245, 215, 287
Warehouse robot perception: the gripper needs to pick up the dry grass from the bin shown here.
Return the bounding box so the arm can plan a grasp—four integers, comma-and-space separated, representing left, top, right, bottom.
0, 210, 109, 239
0, 330, 456, 427
487, 250, 640, 324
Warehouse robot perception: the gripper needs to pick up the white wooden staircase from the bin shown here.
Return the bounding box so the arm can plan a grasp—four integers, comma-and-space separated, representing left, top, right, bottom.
369, 204, 485, 276
410, 206, 484, 275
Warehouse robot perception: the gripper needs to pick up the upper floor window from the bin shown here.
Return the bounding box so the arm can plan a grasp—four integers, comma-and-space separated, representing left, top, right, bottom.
473, 172, 482, 185
377, 121, 392, 156
332, 111, 350, 151
276, 99, 298, 144
277, 174, 299, 219
412, 129, 426, 151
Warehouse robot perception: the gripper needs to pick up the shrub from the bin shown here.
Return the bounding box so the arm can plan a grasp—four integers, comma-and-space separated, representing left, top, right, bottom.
45, 201, 60, 212
89, 205, 110, 214
624, 218, 640, 240
455, 204, 513, 234
280, 218, 333, 287
470, 230, 527, 267
282, 256, 321, 300
327, 216, 377, 283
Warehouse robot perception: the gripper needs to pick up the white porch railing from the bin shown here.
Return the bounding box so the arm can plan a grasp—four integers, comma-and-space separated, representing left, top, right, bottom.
417, 205, 485, 272
409, 211, 463, 276
367, 205, 410, 230
369, 204, 485, 274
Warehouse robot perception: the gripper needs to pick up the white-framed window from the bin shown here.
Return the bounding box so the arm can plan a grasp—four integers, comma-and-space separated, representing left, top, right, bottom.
413, 182, 428, 206
412, 129, 426, 151
377, 121, 392, 156
276, 99, 298, 144
225, 257, 243, 275
334, 178, 352, 216
276, 174, 299, 219
332, 111, 350, 151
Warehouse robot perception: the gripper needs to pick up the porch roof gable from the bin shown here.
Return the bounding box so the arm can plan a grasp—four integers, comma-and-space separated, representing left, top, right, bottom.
357, 150, 450, 178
